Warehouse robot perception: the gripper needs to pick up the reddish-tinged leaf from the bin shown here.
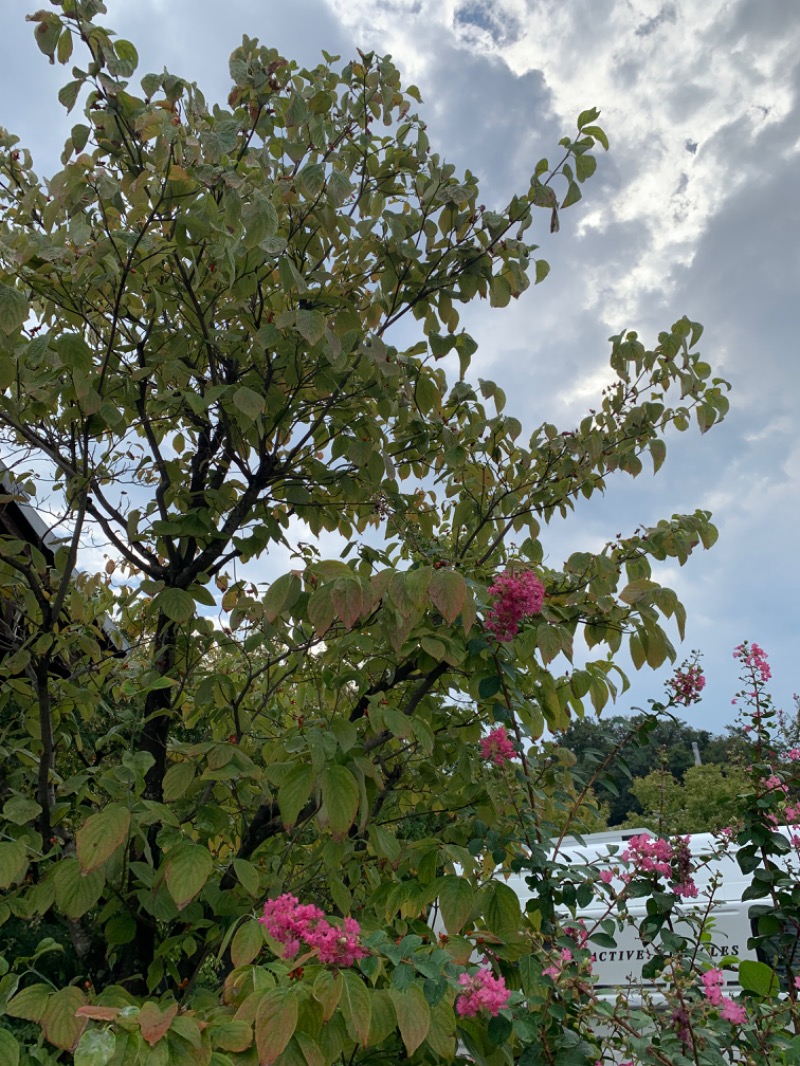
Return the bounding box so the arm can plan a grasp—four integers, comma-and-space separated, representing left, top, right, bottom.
312, 970, 342, 1023
255, 989, 298, 1065
40, 986, 86, 1051
138, 1001, 178, 1046
389, 986, 430, 1056
430, 570, 466, 624
75, 1005, 121, 1021
77, 804, 131, 874
340, 972, 371, 1047
330, 578, 363, 629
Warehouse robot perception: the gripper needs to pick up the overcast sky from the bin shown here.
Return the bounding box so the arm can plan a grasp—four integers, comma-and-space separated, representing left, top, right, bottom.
1, 0, 798, 736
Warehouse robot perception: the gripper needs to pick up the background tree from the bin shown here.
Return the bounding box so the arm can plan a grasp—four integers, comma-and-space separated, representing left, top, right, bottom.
0, 1, 730, 1062
558, 713, 749, 826
622, 763, 750, 834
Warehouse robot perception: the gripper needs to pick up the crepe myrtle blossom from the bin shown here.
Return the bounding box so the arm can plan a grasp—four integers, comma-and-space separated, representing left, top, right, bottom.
622, 833, 697, 898
733, 642, 772, 682
484, 569, 544, 642
259, 893, 366, 967
480, 726, 517, 767
700, 968, 746, 1023
455, 967, 511, 1017
666, 658, 706, 705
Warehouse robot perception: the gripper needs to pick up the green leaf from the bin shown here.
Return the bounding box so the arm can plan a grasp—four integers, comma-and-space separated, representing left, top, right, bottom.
232, 858, 261, 897
294, 308, 326, 345
298, 163, 325, 200
2, 796, 42, 825
577, 107, 600, 130
110, 39, 139, 77
213, 1020, 254, 1053
0, 1030, 19, 1066
232, 386, 265, 420
330, 578, 364, 629
54, 859, 105, 919
340, 972, 371, 1047
0, 283, 28, 334
263, 572, 301, 623
738, 959, 779, 998
619, 579, 658, 606
164, 843, 214, 910
438, 876, 473, 934
484, 880, 522, 934
58, 79, 82, 113
56, 28, 73, 65
278, 763, 314, 828
255, 988, 298, 1064
561, 181, 582, 208
153, 587, 196, 623
74, 1028, 116, 1066
320, 766, 359, 837
77, 804, 131, 874
389, 985, 430, 1056
6, 982, 51, 1022
430, 569, 466, 624
537, 624, 563, 665
231, 920, 265, 967
285, 93, 309, 127
163, 760, 196, 802
534, 259, 550, 284
478, 676, 501, 700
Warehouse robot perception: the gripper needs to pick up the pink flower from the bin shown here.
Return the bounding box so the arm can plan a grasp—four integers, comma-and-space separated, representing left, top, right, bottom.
455, 968, 511, 1017
733, 642, 771, 682
484, 570, 544, 642
480, 726, 517, 767
259, 894, 366, 967
789, 749, 800, 761
599, 869, 614, 885
720, 999, 747, 1025
700, 968, 725, 1006
764, 775, 789, 794
667, 661, 706, 705
542, 965, 560, 981
622, 834, 673, 878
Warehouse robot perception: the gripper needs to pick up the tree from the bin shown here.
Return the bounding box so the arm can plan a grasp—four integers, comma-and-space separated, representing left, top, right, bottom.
559, 713, 748, 825
623, 764, 750, 834
0, 1, 731, 1061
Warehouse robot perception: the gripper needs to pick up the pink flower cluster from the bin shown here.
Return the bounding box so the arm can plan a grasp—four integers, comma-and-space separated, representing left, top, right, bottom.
455, 967, 511, 1017
259, 893, 366, 967
621, 833, 697, 898
484, 570, 544, 642
667, 663, 706, 706
700, 969, 746, 1024
480, 726, 517, 767
734, 642, 771, 682
622, 834, 674, 878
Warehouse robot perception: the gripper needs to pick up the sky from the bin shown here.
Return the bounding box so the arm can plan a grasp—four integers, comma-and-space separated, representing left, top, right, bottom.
1, 0, 798, 736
